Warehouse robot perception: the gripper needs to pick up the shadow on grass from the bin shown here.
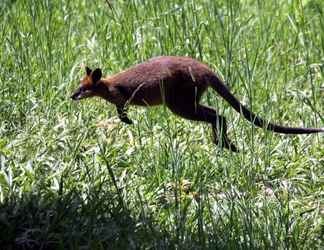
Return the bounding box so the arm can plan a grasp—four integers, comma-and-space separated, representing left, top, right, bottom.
1, 180, 320, 249
0, 191, 173, 250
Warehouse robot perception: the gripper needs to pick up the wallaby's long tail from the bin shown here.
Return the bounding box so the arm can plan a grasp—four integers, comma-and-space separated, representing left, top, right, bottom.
210, 75, 324, 134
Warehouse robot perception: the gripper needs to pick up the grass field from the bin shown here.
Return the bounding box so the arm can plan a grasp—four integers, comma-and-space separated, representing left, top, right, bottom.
0, 0, 324, 249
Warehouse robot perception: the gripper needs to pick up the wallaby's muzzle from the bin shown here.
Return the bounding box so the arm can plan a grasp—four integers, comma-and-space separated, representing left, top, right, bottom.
71, 87, 93, 100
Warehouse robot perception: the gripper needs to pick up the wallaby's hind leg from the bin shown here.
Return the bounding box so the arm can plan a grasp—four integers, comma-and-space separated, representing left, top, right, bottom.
166, 101, 238, 152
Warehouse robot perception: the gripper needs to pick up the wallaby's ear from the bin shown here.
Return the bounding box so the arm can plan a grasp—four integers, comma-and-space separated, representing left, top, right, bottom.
86, 66, 92, 76
92, 68, 102, 83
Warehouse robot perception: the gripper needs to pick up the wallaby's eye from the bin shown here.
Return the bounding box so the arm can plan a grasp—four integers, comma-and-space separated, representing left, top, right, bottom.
81, 85, 93, 92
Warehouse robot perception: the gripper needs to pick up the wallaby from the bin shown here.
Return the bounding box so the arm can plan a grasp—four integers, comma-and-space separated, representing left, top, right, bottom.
71, 56, 324, 152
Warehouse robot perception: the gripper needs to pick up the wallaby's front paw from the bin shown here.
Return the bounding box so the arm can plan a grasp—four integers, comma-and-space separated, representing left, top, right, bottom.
120, 117, 133, 125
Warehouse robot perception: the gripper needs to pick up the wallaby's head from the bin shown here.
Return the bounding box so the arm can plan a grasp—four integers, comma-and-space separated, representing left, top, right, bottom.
71, 66, 104, 101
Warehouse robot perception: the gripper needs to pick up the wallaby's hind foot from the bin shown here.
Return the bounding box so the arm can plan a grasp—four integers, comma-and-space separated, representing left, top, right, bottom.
212, 127, 239, 152
211, 115, 239, 152
222, 138, 239, 152
117, 107, 133, 124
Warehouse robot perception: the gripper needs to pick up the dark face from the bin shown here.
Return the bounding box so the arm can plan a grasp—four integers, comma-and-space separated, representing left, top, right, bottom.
71, 67, 102, 101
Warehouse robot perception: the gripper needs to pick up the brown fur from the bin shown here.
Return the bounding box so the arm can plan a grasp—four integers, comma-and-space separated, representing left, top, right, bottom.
71, 56, 324, 152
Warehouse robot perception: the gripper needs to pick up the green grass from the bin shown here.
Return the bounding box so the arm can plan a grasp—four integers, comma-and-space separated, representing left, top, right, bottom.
0, 0, 324, 249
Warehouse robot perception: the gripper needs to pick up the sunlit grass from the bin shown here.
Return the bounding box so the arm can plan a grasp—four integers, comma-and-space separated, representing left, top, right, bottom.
0, 0, 323, 249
